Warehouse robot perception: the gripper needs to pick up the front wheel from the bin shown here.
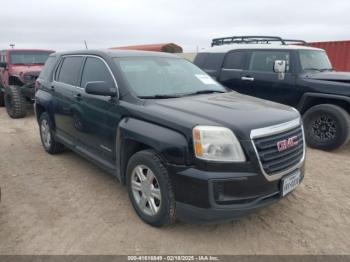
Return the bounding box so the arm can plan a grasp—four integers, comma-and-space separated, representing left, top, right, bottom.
126, 150, 176, 227
5, 85, 27, 118
39, 112, 65, 154
303, 104, 350, 151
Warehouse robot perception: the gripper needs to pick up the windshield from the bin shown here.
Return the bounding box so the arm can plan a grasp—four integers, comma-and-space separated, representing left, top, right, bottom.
10, 51, 52, 65
114, 57, 226, 98
299, 50, 333, 71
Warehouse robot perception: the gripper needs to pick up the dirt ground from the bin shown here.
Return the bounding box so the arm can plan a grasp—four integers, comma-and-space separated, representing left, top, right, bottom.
0, 107, 349, 255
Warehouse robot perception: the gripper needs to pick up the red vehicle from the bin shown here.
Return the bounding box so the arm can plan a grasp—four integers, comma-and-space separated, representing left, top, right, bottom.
0, 49, 54, 118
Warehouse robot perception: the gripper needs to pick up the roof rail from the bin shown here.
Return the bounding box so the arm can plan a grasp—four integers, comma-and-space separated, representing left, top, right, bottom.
211, 36, 309, 47
283, 39, 308, 46
211, 36, 287, 47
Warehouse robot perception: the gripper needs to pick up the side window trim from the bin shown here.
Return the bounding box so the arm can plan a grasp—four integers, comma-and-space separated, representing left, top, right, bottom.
53, 54, 119, 99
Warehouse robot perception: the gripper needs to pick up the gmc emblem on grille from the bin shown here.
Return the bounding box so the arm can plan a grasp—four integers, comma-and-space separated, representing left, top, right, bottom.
277, 136, 299, 152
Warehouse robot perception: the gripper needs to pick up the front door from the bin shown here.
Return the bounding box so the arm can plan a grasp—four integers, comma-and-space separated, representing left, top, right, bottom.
239, 50, 298, 107
73, 56, 120, 163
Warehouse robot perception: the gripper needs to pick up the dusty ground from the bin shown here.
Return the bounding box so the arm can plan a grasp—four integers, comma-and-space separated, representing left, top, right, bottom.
0, 107, 349, 255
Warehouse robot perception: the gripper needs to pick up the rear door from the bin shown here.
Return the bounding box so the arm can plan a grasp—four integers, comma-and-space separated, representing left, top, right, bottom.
239, 50, 298, 106
218, 50, 247, 93
199, 53, 225, 80
73, 56, 120, 163
52, 56, 84, 144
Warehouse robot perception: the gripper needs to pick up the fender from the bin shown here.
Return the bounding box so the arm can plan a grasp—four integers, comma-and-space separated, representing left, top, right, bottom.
297, 92, 350, 112
35, 88, 56, 124
116, 117, 190, 183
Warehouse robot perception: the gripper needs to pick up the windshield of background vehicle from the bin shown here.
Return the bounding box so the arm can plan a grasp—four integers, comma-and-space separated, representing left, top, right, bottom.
10, 51, 52, 65
299, 50, 333, 71
114, 57, 226, 97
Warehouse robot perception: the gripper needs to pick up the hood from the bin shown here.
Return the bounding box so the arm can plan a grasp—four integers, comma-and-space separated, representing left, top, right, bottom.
304, 71, 350, 84
143, 92, 300, 140
9, 64, 44, 83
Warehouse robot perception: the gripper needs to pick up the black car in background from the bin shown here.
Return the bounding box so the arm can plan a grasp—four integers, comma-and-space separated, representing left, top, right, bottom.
35, 50, 305, 226
194, 36, 350, 151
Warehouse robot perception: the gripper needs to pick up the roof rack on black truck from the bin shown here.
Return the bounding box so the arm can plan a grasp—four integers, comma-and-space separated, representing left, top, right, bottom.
194, 35, 350, 151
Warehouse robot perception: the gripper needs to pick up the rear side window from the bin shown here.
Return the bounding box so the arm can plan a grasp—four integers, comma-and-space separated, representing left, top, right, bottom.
80, 57, 114, 88
202, 53, 225, 70
223, 51, 245, 70
39, 56, 56, 80
193, 53, 208, 68
57, 56, 84, 86
248, 51, 290, 72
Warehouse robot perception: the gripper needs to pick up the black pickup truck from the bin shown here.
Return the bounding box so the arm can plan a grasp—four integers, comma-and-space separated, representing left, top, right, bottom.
35, 50, 305, 226
194, 36, 350, 151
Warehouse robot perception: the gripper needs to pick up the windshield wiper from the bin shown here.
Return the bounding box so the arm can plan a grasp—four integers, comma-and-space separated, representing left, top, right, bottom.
138, 90, 226, 99
138, 94, 182, 99
304, 68, 333, 72
181, 90, 227, 96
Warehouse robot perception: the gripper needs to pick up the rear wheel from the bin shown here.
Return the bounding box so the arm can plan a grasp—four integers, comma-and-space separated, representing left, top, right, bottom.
126, 150, 176, 227
303, 104, 350, 151
39, 112, 65, 154
5, 85, 27, 118
0, 90, 4, 107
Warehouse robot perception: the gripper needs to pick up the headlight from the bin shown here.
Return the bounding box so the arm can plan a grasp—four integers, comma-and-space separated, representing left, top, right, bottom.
193, 126, 246, 162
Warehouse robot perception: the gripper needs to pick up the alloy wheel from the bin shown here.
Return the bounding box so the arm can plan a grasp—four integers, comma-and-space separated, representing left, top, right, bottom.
41, 119, 52, 149
131, 165, 162, 216
311, 114, 337, 141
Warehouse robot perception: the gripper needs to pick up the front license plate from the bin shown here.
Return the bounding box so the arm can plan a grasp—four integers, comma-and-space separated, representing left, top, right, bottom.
282, 172, 300, 197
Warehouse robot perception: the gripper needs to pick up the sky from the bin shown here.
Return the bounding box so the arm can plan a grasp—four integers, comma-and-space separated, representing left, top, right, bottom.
1, 0, 350, 52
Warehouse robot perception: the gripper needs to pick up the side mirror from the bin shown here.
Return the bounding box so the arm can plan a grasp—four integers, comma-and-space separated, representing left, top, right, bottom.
85, 81, 117, 97
0, 62, 7, 69
273, 60, 287, 80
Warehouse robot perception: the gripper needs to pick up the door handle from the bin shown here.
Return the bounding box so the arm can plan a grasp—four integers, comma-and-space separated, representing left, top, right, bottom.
74, 93, 82, 101
241, 76, 255, 81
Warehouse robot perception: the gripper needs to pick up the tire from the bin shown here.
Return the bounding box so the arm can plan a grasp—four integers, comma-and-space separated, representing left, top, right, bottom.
0, 90, 4, 107
4, 85, 27, 118
303, 104, 350, 151
39, 112, 65, 154
126, 149, 176, 227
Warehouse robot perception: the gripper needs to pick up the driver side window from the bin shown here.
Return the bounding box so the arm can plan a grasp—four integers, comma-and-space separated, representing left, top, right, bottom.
249, 51, 290, 72
80, 57, 114, 89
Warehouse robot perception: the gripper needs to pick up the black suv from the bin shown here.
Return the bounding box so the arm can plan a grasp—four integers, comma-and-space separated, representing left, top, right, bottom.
35, 50, 305, 226
194, 36, 350, 151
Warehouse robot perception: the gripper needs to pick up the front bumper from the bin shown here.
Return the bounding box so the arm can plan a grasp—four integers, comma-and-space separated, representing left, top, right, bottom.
168, 163, 305, 224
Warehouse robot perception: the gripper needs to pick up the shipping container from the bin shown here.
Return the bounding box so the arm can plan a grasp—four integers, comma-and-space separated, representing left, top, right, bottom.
308, 40, 350, 72
110, 43, 183, 53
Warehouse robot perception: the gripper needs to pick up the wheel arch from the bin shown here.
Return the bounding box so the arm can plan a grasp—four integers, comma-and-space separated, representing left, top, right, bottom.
298, 93, 350, 115
8, 75, 23, 86
116, 117, 189, 184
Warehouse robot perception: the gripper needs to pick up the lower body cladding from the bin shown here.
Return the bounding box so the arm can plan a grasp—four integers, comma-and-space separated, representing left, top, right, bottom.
167, 163, 305, 224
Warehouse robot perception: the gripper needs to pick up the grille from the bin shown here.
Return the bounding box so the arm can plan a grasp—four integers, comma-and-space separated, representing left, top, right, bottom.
253, 126, 304, 175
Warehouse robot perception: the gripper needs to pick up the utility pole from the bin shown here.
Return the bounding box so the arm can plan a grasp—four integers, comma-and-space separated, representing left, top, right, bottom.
84, 40, 88, 49
10, 44, 15, 49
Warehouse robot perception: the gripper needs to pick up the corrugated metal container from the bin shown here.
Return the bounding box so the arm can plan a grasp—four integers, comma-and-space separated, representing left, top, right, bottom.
110, 43, 183, 53
308, 41, 350, 72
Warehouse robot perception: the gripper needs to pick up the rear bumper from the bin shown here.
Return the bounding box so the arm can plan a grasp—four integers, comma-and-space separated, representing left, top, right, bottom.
168, 163, 305, 224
